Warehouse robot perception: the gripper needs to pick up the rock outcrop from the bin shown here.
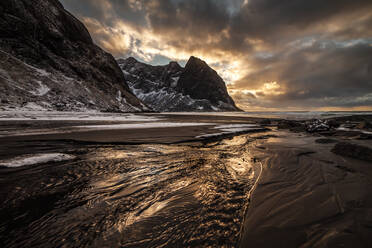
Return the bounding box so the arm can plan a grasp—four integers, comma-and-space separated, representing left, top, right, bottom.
0, 0, 147, 112
117, 56, 240, 112
176, 56, 237, 109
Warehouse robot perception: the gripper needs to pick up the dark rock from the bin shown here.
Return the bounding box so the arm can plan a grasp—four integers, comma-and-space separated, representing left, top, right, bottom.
176, 56, 239, 110
331, 142, 372, 162
117, 56, 240, 112
0, 0, 146, 112
306, 119, 330, 133
327, 119, 341, 128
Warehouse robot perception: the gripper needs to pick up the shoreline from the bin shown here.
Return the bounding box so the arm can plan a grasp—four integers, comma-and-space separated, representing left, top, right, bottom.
239, 131, 372, 248
1, 113, 372, 247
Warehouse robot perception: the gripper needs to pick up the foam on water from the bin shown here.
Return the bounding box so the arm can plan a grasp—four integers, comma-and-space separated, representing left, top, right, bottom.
0, 153, 76, 167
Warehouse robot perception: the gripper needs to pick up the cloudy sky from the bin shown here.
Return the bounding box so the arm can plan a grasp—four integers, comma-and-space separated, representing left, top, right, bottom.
60, 0, 372, 111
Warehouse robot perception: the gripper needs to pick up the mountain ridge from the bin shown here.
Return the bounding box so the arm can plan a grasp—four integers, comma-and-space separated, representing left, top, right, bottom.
117, 56, 241, 112
0, 0, 147, 112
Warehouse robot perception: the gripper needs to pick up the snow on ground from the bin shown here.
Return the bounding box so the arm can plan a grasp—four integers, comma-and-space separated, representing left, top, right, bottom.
116, 90, 123, 102
214, 124, 261, 133
195, 132, 229, 139
0, 153, 76, 168
30, 81, 50, 96
26, 64, 51, 77
21, 102, 48, 111
0, 111, 161, 121
211, 106, 220, 111
0, 118, 215, 137
75, 122, 214, 130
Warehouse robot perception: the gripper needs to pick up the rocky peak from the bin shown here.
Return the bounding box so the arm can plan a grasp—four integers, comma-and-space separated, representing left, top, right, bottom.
117, 57, 138, 66
186, 56, 208, 69
167, 61, 182, 71
117, 56, 240, 112
176, 56, 237, 108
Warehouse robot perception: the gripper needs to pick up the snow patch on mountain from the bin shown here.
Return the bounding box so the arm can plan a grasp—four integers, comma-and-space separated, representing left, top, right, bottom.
0, 50, 144, 113
117, 57, 240, 112
117, 57, 239, 112
30, 81, 50, 96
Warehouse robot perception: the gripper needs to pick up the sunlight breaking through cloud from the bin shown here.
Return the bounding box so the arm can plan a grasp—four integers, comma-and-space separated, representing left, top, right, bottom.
61, 0, 372, 110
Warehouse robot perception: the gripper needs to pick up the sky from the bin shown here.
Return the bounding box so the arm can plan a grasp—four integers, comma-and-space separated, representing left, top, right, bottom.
60, 0, 372, 111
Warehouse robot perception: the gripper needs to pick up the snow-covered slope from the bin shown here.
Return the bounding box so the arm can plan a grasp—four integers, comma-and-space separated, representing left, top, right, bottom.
0, 0, 147, 112
0, 50, 148, 112
117, 57, 240, 112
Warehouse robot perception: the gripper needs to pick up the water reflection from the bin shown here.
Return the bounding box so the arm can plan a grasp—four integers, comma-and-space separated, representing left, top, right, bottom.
0, 135, 260, 247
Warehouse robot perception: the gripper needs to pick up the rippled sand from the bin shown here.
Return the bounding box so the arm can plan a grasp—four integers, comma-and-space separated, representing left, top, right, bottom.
1, 113, 372, 247
240, 131, 372, 248
0, 134, 261, 247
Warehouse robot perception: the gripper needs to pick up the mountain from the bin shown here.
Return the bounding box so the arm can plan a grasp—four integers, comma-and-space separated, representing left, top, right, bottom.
117, 56, 240, 112
0, 0, 148, 112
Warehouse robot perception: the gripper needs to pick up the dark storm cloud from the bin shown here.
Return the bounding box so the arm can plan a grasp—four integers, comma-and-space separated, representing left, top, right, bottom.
232, 0, 372, 37
234, 42, 372, 108
140, 0, 372, 52
61, 0, 147, 27
145, 0, 230, 36
59, 0, 372, 109
60, 0, 106, 21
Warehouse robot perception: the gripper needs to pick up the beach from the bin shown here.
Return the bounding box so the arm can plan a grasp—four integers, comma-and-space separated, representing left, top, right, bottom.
239, 131, 372, 247
0, 112, 372, 247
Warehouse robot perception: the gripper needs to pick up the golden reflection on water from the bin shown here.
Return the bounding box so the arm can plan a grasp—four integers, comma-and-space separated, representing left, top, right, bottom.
86, 134, 259, 246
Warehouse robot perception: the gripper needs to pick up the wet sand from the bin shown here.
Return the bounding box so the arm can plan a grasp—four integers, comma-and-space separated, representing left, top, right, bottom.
1, 113, 372, 247
239, 131, 372, 248
0, 134, 263, 247
0, 113, 267, 159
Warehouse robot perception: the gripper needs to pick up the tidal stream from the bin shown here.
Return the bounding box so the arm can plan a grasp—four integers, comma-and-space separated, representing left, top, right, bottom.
0, 135, 260, 247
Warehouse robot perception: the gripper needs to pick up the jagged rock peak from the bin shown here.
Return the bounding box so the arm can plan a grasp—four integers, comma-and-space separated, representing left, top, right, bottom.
168, 61, 182, 68
176, 56, 238, 108
117, 55, 240, 112
186, 56, 209, 68
119, 57, 138, 63
165, 61, 183, 75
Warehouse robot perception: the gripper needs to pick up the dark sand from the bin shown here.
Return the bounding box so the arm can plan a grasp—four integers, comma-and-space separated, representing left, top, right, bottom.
239, 131, 372, 248
0, 113, 265, 143
0, 117, 265, 247
0, 113, 266, 159
1, 113, 372, 247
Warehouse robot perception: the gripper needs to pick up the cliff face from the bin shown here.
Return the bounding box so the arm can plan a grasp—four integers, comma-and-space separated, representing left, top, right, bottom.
0, 0, 147, 112
176, 56, 237, 108
118, 57, 240, 112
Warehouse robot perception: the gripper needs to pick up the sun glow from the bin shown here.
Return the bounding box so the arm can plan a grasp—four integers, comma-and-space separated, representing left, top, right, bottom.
230, 81, 285, 98
82, 17, 249, 86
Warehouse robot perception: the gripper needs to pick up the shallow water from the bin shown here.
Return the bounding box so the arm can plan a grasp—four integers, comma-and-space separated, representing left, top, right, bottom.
0, 135, 259, 247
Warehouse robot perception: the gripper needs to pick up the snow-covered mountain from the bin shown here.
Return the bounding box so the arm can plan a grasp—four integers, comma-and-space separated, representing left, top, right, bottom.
117, 56, 241, 112
0, 0, 148, 112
